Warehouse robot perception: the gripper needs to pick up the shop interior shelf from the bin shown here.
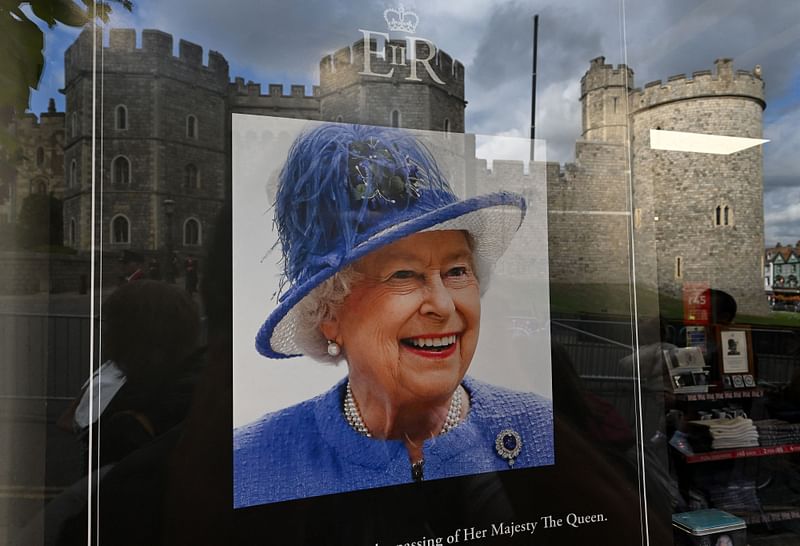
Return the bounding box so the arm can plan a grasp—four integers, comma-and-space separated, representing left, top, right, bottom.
674, 389, 765, 402
738, 509, 800, 525
676, 443, 800, 464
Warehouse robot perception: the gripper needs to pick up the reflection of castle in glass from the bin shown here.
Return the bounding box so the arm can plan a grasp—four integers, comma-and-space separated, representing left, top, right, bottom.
12, 30, 767, 315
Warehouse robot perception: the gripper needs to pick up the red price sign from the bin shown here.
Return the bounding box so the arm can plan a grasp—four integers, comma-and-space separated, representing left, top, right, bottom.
683, 282, 710, 324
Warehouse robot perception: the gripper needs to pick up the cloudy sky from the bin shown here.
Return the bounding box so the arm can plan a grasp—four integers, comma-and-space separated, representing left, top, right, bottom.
29, 0, 800, 245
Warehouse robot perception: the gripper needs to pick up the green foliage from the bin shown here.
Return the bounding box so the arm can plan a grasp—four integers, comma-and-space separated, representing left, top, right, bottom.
16, 192, 62, 248
0, 0, 133, 162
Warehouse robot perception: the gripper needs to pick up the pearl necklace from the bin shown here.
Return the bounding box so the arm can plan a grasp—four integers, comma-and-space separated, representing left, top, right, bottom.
344, 381, 463, 438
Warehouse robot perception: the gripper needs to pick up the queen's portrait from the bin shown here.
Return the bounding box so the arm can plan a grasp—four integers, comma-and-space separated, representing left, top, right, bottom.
234, 122, 553, 508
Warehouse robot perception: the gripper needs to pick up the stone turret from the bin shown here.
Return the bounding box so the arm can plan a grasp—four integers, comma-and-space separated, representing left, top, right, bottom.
580, 56, 634, 142
62, 28, 228, 253
630, 58, 767, 313
319, 35, 465, 132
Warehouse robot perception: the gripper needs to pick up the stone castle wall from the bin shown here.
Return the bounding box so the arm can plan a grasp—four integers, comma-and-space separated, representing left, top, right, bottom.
12, 108, 66, 221
547, 140, 631, 285
630, 59, 766, 313
63, 28, 229, 254
228, 80, 321, 120
580, 56, 633, 142
319, 38, 465, 131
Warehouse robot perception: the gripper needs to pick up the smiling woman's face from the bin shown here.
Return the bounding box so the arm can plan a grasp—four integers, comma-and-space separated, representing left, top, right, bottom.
321, 230, 481, 408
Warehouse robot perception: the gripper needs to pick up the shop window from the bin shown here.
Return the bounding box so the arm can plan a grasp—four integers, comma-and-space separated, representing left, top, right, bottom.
183, 218, 201, 246
111, 214, 130, 244
112, 156, 131, 185
115, 105, 128, 130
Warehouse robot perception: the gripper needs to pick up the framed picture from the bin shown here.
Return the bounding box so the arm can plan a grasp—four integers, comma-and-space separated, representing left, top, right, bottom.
717, 327, 753, 376
731, 375, 745, 389
743, 374, 756, 388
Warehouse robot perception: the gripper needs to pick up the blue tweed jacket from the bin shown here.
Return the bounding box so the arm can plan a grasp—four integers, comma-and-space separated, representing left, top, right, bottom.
234, 376, 554, 508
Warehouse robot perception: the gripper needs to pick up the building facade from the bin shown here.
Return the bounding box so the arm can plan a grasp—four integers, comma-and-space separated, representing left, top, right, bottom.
548, 56, 767, 314
9, 29, 768, 313
54, 28, 464, 260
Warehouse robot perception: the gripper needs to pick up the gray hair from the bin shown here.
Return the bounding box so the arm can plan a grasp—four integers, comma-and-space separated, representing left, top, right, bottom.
292, 266, 361, 363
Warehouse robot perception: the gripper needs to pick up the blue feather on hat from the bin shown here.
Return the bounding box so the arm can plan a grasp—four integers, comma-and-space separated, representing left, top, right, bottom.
273, 123, 456, 296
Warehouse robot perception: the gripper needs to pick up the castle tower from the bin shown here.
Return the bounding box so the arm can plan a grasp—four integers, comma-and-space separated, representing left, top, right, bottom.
11, 98, 66, 222
318, 35, 465, 132
62, 28, 229, 254
630, 58, 767, 313
580, 56, 634, 142
546, 58, 635, 289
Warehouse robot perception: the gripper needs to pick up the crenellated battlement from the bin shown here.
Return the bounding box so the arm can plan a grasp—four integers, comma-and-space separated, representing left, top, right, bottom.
230, 78, 320, 99
319, 37, 464, 99
65, 27, 229, 89
580, 56, 634, 98
631, 58, 765, 112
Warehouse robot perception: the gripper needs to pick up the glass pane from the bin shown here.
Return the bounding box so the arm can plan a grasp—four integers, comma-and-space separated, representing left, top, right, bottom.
11, 1, 798, 545
624, 1, 800, 544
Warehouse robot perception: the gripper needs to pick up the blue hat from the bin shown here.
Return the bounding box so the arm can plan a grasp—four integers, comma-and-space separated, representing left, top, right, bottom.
256, 123, 526, 359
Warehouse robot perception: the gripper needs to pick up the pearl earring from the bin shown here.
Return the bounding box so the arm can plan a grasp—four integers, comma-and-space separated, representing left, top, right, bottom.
327, 340, 341, 357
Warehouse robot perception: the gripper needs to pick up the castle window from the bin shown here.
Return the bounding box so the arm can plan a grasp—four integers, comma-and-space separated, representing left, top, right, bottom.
187, 115, 198, 139
336, 115, 344, 123
71, 112, 78, 138
444, 118, 451, 133
112, 156, 131, 185
111, 214, 130, 244
35, 180, 47, 194
115, 105, 128, 130
69, 159, 77, 188
714, 204, 733, 227
634, 208, 642, 229
69, 218, 76, 246
391, 110, 401, 128
675, 256, 683, 279
183, 218, 201, 246
723, 205, 732, 226
185, 164, 199, 190
36, 147, 45, 167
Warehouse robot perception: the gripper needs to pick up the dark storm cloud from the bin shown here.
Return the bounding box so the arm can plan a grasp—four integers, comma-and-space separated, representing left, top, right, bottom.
465, 1, 611, 158
623, 0, 800, 101
113, 0, 384, 84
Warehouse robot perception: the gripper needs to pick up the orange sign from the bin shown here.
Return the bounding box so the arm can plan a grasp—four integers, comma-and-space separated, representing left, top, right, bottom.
683, 282, 710, 324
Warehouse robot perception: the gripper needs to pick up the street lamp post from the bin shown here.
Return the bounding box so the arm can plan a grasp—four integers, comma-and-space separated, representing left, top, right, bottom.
164, 198, 176, 283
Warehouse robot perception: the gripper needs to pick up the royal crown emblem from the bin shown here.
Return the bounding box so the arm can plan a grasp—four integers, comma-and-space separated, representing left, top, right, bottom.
384, 4, 419, 34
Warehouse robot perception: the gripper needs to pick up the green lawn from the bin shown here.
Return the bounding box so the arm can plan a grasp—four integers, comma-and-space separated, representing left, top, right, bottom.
549, 283, 800, 328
